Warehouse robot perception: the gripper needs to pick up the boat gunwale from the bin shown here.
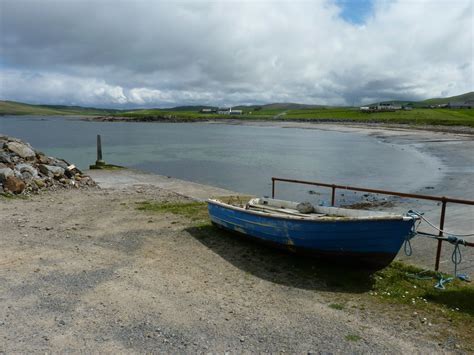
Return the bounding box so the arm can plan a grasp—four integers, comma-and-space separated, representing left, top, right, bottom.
207, 198, 414, 223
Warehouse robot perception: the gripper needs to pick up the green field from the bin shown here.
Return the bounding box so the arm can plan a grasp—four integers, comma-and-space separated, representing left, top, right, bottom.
117, 107, 474, 127
0, 100, 120, 116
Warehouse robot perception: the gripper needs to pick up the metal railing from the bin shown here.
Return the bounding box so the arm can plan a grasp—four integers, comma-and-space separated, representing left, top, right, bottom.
271, 177, 474, 270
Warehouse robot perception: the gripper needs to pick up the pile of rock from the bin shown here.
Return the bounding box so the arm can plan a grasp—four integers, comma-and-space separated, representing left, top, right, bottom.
0, 135, 96, 195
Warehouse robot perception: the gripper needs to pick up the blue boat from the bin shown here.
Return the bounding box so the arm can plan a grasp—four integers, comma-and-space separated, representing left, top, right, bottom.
207, 196, 418, 268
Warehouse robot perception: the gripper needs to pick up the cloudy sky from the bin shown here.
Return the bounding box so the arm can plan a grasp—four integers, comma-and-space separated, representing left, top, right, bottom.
0, 0, 472, 108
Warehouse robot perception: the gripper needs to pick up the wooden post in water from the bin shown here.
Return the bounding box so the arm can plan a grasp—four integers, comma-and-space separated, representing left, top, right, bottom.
95, 134, 106, 166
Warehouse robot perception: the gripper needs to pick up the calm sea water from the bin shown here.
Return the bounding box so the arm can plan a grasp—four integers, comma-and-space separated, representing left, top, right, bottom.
0, 116, 442, 203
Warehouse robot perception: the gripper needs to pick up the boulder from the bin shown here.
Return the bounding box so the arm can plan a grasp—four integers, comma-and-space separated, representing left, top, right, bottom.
36, 153, 52, 165
15, 163, 39, 181
4, 176, 26, 194
38, 164, 65, 177
6, 142, 36, 160
0, 152, 12, 164
50, 158, 69, 169
0, 167, 14, 182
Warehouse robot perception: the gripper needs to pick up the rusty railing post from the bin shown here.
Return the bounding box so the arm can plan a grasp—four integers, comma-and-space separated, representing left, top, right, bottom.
331, 185, 336, 206
272, 177, 276, 198
435, 198, 447, 271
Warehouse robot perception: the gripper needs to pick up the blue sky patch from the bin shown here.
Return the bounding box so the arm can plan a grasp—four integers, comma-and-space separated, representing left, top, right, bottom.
335, 0, 374, 24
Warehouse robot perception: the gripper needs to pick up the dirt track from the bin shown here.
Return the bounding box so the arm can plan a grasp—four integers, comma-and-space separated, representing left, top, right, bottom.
0, 185, 462, 353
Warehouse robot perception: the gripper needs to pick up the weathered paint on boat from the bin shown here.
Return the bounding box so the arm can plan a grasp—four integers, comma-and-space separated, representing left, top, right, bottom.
207, 198, 416, 268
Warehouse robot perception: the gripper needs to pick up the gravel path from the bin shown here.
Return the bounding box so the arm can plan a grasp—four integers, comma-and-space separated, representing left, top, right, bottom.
0, 186, 450, 353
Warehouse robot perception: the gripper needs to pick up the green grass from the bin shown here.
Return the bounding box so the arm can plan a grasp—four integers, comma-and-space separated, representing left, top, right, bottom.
135, 201, 208, 225
345, 334, 362, 342
371, 262, 474, 318
0, 100, 121, 116
329, 303, 345, 310
89, 163, 125, 170
0, 192, 28, 200
117, 107, 474, 127
282, 108, 474, 126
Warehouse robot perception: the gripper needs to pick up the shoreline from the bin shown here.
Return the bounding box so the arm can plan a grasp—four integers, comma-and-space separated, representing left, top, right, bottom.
85, 165, 473, 275
85, 115, 474, 135
84, 121, 473, 275
2, 117, 473, 273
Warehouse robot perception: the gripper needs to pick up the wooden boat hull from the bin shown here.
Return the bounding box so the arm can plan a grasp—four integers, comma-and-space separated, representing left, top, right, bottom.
207, 199, 416, 268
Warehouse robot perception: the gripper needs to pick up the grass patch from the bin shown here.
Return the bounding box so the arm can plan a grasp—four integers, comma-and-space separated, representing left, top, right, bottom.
329, 303, 345, 310
371, 262, 474, 318
370, 262, 474, 349
0, 193, 28, 200
136, 201, 209, 225
345, 334, 361, 342
89, 163, 125, 170
282, 108, 474, 126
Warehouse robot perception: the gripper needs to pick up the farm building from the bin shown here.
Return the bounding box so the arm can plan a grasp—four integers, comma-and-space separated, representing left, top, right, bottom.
360, 103, 402, 112
447, 101, 473, 109
217, 107, 243, 115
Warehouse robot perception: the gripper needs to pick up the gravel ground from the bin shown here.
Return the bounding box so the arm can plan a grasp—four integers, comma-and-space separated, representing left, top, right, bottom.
0, 186, 459, 353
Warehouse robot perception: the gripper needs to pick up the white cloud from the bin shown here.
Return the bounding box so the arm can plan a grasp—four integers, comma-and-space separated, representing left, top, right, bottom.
0, 0, 472, 107
0, 70, 127, 106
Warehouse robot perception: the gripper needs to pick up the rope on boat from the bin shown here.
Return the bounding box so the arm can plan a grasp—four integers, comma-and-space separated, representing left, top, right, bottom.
403, 216, 421, 256
408, 210, 474, 237
451, 240, 464, 279
403, 238, 413, 256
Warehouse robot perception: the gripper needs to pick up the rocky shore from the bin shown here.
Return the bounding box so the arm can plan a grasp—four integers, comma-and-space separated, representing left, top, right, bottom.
0, 135, 95, 195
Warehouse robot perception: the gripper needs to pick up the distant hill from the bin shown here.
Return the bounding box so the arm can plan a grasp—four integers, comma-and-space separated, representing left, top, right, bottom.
371, 100, 416, 106
167, 105, 217, 112
368, 92, 474, 107
257, 103, 325, 110
157, 103, 325, 111
0, 100, 121, 116
420, 92, 474, 105
1, 91, 473, 116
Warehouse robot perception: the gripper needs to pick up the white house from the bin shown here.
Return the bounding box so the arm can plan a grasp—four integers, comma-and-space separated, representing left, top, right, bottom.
217, 107, 243, 115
